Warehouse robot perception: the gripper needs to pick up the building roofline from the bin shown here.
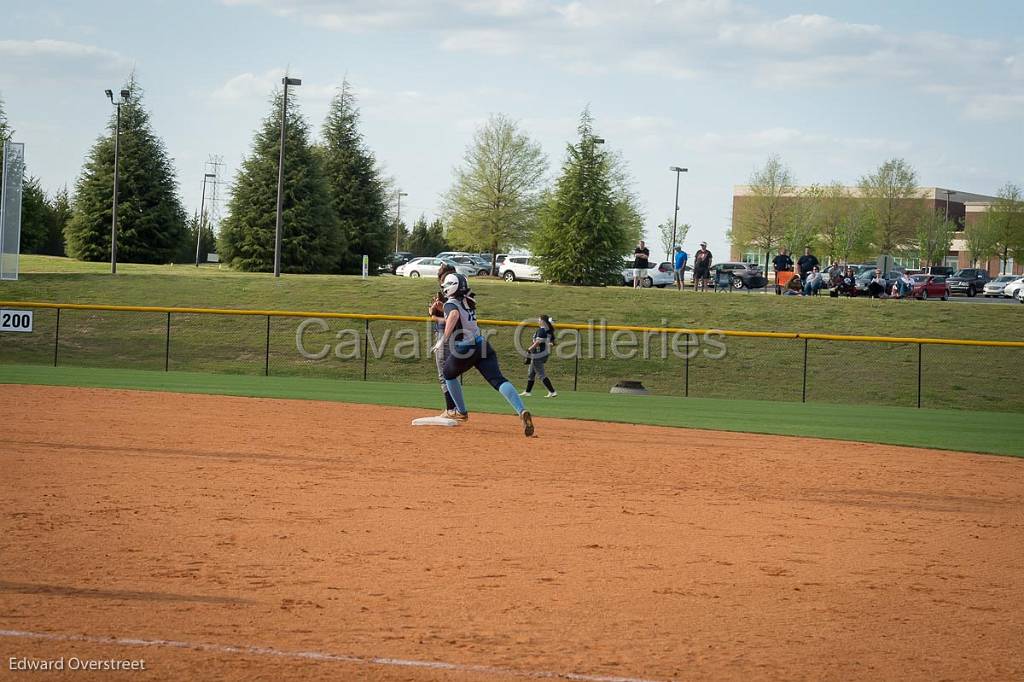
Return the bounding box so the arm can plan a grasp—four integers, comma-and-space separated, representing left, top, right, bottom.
733, 185, 1000, 203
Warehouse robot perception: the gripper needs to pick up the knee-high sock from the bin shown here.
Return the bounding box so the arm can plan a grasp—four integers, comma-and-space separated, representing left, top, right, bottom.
542, 377, 555, 393
498, 381, 525, 415
525, 379, 535, 393
445, 378, 467, 414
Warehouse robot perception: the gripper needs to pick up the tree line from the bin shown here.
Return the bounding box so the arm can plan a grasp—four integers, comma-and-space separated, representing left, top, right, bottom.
732, 155, 1024, 271
3, 80, 644, 284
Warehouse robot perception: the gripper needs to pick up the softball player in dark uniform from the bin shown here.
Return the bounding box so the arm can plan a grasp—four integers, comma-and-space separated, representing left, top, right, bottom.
520, 314, 557, 398
429, 264, 457, 416
431, 273, 534, 436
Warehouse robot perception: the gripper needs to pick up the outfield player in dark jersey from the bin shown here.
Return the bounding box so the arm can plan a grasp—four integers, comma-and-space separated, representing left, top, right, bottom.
520, 314, 557, 398
431, 273, 534, 436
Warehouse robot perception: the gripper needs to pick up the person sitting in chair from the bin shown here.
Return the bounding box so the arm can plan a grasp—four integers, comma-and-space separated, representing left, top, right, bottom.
803, 266, 824, 296
866, 269, 887, 298
784, 273, 804, 296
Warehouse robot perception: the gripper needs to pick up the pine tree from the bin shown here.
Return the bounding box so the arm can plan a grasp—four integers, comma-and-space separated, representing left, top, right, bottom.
219, 88, 341, 273
46, 185, 71, 256
20, 176, 50, 254
65, 75, 187, 263
531, 109, 634, 286
406, 215, 430, 256
317, 80, 389, 272
0, 93, 12, 192
427, 218, 450, 255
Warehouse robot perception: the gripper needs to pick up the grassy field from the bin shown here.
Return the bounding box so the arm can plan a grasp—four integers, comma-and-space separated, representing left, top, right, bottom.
2, 255, 1023, 411
2, 364, 1021, 457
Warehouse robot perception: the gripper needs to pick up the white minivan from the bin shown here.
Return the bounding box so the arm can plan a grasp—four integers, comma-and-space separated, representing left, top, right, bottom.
499, 256, 541, 282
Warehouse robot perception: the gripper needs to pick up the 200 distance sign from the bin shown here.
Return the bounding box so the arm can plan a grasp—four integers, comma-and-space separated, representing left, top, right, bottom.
0, 309, 33, 333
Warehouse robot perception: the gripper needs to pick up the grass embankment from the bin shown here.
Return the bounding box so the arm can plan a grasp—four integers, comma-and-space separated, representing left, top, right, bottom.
2, 255, 1022, 412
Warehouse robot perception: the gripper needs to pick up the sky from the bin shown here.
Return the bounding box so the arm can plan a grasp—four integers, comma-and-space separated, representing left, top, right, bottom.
1, 0, 1022, 262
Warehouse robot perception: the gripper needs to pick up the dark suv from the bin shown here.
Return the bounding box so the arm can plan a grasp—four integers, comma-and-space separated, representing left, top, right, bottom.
947, 268, 991, 297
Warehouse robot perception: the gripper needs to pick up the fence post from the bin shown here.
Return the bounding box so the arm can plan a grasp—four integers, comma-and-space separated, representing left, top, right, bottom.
53, 308, 61, 367
164, 312, 171, 372
363, 319, 369, 381
684, 336, 690, 398
265, 315, 271, 377
573, 332, 580, 391
801, 338, 808, 403
917, 343, 922, 409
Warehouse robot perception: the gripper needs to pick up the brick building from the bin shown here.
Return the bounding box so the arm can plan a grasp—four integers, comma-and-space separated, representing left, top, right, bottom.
730, 186, 1021, 275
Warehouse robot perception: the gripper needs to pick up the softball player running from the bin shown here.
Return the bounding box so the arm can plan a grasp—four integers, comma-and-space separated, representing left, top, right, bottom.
429, 264, 458, 417
431, 273, 534, 436
520, 314, 557, 398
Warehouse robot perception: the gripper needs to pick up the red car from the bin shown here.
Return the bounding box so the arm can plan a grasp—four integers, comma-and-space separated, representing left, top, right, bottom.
910, 274, 950, 301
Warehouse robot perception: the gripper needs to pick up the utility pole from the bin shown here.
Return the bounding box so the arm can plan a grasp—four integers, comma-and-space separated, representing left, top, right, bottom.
274, 76, 301, 277
105, 88, 130, 274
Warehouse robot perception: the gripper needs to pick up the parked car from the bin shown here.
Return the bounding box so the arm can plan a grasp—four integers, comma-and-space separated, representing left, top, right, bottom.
923, 266, 955, 277
396, 257, 477, 279
983, 275, 1022, 297
854, 270, 903, 293
621, 260, 676, 287
708, 262, 764, 290
379, 251, 414, 274
1003, 276, 1024, 299
947, 268, 991, 297
435, 251, 474, 260
448, 255, 491, 276
909, 274, 950, 301
1017, 287, 1024, 303
499, 256, 542, 282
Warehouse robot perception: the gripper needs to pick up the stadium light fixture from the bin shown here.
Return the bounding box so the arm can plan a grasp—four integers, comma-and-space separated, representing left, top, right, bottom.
274, 76, 301, 277
669, 167, 689, 255
105, 88, 131, 274
395, 191, 409, 252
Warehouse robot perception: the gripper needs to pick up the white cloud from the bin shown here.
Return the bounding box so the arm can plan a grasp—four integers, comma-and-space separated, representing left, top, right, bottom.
964, 94, 1024, 122
221, 1, 1023, 123
212, 69, 342, 102
0, 39, 128, 69
718, 14, 881, 53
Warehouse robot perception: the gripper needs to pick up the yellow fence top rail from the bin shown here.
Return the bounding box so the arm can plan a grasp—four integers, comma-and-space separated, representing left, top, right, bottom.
2, 300, 1023, 349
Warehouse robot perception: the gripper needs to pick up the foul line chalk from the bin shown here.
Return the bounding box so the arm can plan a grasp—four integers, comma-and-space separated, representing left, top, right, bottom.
0, 629, 663, 682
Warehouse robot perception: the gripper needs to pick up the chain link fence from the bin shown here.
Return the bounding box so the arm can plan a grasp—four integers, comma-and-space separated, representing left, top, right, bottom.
1, 303, 1022, 412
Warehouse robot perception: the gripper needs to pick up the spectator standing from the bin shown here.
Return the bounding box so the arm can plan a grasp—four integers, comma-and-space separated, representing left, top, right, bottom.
772, 249, 794, 294
796, 247, 819, 278
673, 246, 688, 290
692, 241, 712, 292
632, 240, 650, 289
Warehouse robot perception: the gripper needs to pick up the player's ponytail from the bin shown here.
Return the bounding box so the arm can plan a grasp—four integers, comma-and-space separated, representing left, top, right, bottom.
540, 314, 556, 345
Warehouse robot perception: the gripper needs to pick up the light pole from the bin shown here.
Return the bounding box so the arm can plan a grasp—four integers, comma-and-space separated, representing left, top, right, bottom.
105, 88, 130, 274
394, 191, 408, 252
274, 76, 301, 278
669, 166, 688, 254
195, 173, 216, 267
943, 189, 956, 221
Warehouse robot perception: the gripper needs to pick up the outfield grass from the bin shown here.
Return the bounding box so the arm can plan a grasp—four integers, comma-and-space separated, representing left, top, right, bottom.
2, 255, 1023, 411
1, 364, 1021, 457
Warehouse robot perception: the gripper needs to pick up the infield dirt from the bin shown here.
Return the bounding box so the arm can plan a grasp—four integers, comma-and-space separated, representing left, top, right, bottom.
1, 386, 1022, 681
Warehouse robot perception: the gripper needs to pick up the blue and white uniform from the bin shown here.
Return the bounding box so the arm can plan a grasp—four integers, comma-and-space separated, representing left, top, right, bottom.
437, 274, 528, 425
